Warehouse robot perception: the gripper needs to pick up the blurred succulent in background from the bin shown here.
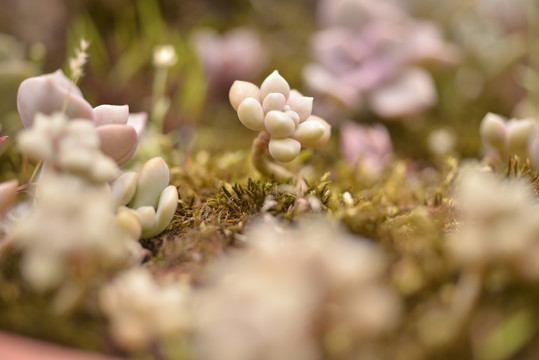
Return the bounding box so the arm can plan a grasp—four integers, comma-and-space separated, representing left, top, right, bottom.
479, 112, 539, 168
13, 172, 143, 312
17, 69, 145, 165
191, 27, 269, 95
100, 267, 189, 352
0, 179, 18, 222
194, 216, 401, 360
111, 157, 178, 239
304, 0, 458, 121
340, 121, 393, 177
229, 70, 331, 179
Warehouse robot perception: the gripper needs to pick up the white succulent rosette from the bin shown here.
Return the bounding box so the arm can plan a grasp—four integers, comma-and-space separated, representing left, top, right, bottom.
111, 157, 179, 239
229, 70, 331, 163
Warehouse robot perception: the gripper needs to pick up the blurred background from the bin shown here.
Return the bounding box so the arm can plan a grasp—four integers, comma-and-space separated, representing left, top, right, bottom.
1, 0, 538, 176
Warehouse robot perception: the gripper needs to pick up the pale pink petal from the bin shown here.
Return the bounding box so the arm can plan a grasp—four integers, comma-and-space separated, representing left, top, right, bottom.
97, 124, 138, 166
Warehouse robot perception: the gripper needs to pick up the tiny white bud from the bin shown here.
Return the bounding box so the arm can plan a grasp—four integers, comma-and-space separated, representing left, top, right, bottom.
91, 157, 121, 183
17, 131, 54, 161
287, 91, 313, 122
292, 119, 326, 145
268, 137, 301, 162
264, 110, 296, 138
299, 115, 331, 148
259, 70, 290, 101
480, 113, 506, 153
238, 97, 265, 131
262, 92, 286, 113
152, 45, 177, 68
507, 118, 537, 158
229, 81, 260, 111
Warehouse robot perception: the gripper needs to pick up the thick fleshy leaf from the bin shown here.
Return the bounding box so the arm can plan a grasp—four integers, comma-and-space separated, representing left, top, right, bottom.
264, 111, 296, 138
111, 172, 138, 209
129, 157, 170, 209
17, 70, 94, 128
300, 115, 331, 148
286, 90, 313, 122
480, 113, 507, 153
127, 112, 147, 139
259, 70, 290, 101
229, 80, 260, 111
292, 119, 326, 145
141, 185, 178, 238
238, 97, 265, 131
268, 137, 301, 162
96, 124, 138, 166
93, 105, 129, 126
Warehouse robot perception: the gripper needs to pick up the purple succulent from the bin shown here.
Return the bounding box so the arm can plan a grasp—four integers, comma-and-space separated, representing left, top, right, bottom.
305, 0, 459, 120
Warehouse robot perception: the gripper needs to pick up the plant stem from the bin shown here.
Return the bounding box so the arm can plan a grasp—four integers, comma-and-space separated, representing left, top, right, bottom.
251, 131, 294, 181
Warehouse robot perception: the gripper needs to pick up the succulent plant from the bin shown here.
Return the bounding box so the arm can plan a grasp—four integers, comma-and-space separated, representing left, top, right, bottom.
111, 157, 178, 239
17, 69, 146, 166
480, 112, 539, 168
229, 70, 331, 180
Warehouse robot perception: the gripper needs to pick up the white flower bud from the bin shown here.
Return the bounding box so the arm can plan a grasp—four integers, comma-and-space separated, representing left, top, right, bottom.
238, 97, 265, 131
229, 80, 260, 111
268, 137, 301, 162
262, 92, 286, 113
259, 70, 290, 101
507, 118, 537, 158
264, 110, 296, 138
66, 120, 100, 148
292, 119, 326, 145
299, 115, 331, 148
58, 148, 94, 174
17, 131, 54, 161
91, 157, 121, 183
480, 113, 506, 152
130, 157, 170, 209
287, 90, 313, 122
152, 45, 177, 68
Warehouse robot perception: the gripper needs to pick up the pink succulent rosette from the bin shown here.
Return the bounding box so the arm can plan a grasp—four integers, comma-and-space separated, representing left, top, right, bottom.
17, 70, 146, 165
305, 0, 459, 120
229, 70, 331, 163
340, 121, 392, 176
191, 27, 269, 94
